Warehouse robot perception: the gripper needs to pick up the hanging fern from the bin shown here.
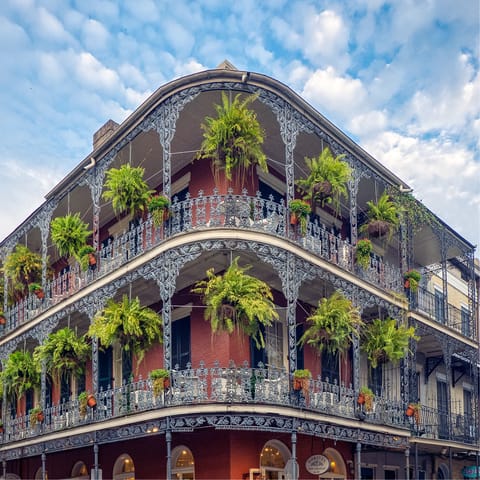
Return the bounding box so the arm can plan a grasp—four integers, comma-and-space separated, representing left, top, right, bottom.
192, 256, 278, 349
88, 295, 163, 367
1, 350, 41, 400
299, 291, 363, 355
102, 164, 155, 217
361, 318, 419, 368
34, 327, 91, 383
197, 92, 267, 184
50, 213, 92, 259
4, 245, 43, 298
360, 191, 400, 240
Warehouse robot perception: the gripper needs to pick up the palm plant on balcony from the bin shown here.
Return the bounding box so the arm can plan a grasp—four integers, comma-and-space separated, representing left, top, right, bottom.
147, 194, 171, 226
34, 327, 90, 384
355, 238, 373, 269
1, 350, 40, 401
289, 199, 311, 235
296, 147, 351, 215
50, 213, 92, 261
4, 245, 43, 300
192, 256, 278, 349
361, 318, 419, 368
88, 295, 163, 369
299, 291, 363, 355
102, 164, 155, 218
197, 92, 267, 188
360, 191, 400, 240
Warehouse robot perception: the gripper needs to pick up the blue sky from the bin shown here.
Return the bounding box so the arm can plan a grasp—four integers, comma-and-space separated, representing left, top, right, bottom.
0, 0, 479, 250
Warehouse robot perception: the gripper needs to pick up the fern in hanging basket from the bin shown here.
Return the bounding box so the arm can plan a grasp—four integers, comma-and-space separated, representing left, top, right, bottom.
102, 164, 155, 217
34, 327, 91, 383
360, 191, 400, 240
4, 245, 43, 298
1, 350, 41, 400
197, 92, 267, 186
50, 213, 92, 259
88, 295, 163, 368
361, 318, 419, 368
299, 291, 363, 355
192, 256, 278, 349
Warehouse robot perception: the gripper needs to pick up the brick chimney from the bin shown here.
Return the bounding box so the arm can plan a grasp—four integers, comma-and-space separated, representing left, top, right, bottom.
93, 119, 119, 150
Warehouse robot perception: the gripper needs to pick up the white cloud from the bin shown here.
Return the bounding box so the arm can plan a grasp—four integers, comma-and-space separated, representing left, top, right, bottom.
82, 18, 110, 52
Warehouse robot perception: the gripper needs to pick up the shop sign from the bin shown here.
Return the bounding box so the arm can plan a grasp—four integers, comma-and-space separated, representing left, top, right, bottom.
305, 454, 330, 475
462, 466, 479, 479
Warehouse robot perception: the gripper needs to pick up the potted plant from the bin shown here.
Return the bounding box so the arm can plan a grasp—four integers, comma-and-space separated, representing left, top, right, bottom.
361, 318, 419, 368
360, 191, 399, 240
28, 282, 45, 299
355, 238, 373, 269
192, 256, 278, 349
78, 391, 88, 417
29, 406, 44, 426
34, 327, 91, 384
102, 164, 155, 218
149, 368, 170, 397
77, 245, 97, 271
406, 402, 421, 424
87, 394, 97, 408
293, 369, 311, 394
50, 213, 92, 260
0, 350, 41, 402
197, 92, 268, 190
289, 199, 312, 235
4, 245, 43, 300
296, 147, 351, 215
403, 269, 421, 293
299, 291, 363, 355
147, 194, 171, 226
0, 420, 4, 434
88, 295, 163, 371
358, 386, 374, 412
0, 310, 6, 325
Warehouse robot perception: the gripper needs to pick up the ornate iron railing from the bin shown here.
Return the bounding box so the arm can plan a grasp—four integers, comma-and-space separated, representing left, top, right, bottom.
0, 362, 409, 444
1, 191, 404, 336
408, 403, 478, 445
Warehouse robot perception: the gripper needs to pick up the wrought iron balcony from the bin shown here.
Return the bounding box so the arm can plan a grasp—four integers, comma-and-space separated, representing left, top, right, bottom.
1, 191, 403, 336
408, 403, 478, 445
0, 362, 409, 444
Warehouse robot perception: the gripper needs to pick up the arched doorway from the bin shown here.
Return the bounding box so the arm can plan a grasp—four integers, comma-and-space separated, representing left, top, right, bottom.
319, 448, 347, 479
437, 463, 449, 480
70, 460, 89, 479
113, 453, 135, 480
171, 446, 195, 479
260, 440, 291, 479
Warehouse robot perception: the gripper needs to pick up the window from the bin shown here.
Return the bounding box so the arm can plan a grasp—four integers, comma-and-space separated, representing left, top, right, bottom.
437, 380, 448, 439
434, 289, 445, 324
321, 350, 339, 384
172, 446, 195, 479
384, 468, 396, 479
461, 306, 470, 336
60, 374, 71, 403
368, 364, 383, 395
260, 440, 290, 479
113, 454, 135, 480
361, 467, 375, 479
251, 318, 286, 369
172, 317, 191, 369
99, 347, 113, 390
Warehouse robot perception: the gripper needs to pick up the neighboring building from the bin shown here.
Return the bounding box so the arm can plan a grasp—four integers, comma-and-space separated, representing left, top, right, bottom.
0, 61, 478, 480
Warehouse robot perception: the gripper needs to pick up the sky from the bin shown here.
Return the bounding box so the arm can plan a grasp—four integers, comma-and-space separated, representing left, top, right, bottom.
0, 0, 479, 252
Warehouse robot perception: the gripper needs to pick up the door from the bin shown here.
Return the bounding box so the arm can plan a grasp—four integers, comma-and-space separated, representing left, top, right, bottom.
99, 346, 113, 390
437, 380, 448, 439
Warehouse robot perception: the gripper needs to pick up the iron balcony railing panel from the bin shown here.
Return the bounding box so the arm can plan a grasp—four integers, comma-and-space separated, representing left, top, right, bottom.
412, 288, 474, 337
409, 404, 478, 445
2, 191, 404, 336
0, 363, 411, 444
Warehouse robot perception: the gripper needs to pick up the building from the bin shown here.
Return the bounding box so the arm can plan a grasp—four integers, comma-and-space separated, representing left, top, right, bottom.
0, 61, 478, 479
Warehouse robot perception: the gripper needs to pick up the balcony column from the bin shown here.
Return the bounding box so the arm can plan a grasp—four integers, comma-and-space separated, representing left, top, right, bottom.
355, 442, 361, 480
291, 430, 298, 480
405, 447, 410, 480
82, 164, 106, 251
35, 201, 55, 287
41, 451, 46, 480
439, 232, 449, 325
2, 460, 6, 479
166, 421, 172, 480
93, 441, 100, 480
348, 171, 360, 245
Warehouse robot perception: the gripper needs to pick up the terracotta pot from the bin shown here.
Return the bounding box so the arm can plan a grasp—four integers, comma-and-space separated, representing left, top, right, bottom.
34, 289, 45, 299
36, 412, 44, 423
290, 213, 298, 225
88, 253, 97, 266
405, 405, 415, 417
404, 279, 410, 289
0, 316, 6, 325
87, 394, 97, 408
357, 393, 366, 405
293, 378, 302, 391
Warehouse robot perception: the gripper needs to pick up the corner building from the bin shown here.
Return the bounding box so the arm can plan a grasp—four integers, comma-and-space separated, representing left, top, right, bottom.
0, 61, 478, 480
